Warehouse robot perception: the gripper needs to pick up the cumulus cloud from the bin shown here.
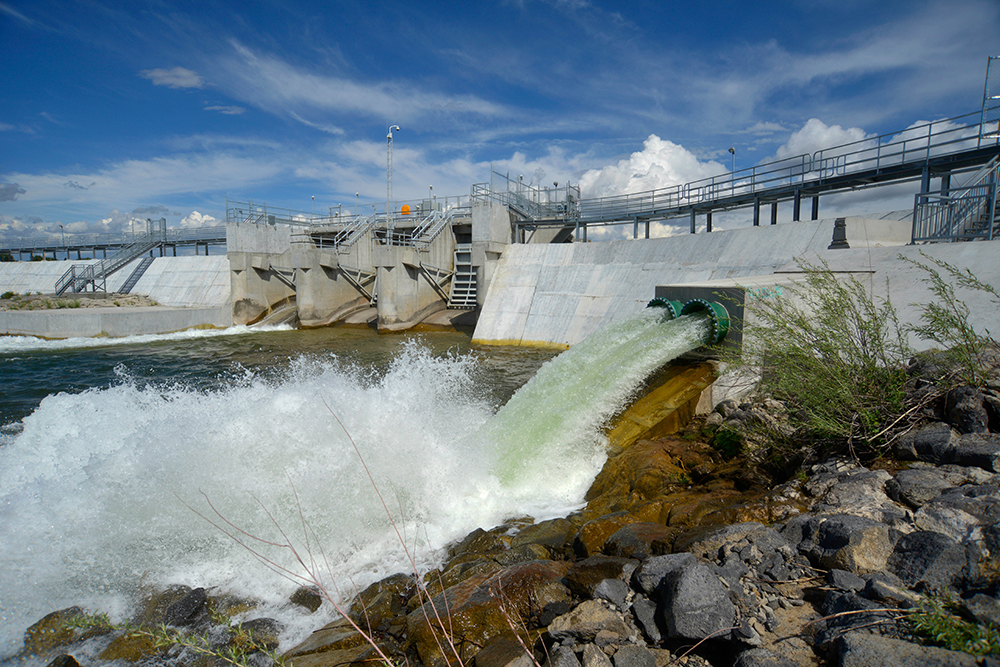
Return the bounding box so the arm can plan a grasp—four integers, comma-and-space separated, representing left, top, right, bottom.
774, 118, 871, 161
179, 211, 218, 228
578, 135, 725, 198
0, 182, 26, 201
141, 67, 205, 89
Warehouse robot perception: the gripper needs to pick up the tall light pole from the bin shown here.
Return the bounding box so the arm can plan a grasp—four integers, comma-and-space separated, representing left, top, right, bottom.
387, 124, 400, 237
355, 192, 359, 217
728, 147, 736, 195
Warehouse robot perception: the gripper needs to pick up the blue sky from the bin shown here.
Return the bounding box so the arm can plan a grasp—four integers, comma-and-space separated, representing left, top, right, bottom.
1, 0, 998, 241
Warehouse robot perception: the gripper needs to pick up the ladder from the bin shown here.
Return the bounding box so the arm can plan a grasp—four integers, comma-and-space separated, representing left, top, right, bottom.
447, 244, 477, 309
118, 256, 155, 294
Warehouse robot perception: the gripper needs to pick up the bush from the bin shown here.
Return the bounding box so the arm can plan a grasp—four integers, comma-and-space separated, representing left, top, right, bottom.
726, 260, 911, 453
1, 291, 13, 300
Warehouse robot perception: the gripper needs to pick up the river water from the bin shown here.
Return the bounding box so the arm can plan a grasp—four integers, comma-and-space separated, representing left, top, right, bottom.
0, 313, 708, 659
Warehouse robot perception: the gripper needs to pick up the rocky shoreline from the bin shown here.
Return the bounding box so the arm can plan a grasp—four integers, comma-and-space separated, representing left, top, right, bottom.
17, 353, 1000, 667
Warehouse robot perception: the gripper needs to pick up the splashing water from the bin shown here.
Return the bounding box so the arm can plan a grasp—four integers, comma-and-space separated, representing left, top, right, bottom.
0, 311, 711, 658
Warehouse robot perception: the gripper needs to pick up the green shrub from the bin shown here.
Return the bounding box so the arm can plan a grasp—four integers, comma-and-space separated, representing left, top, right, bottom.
906, 594, 1000, 657
902, 252, 1000, 387
1, 291, 13, 300
727, 260, 911, 452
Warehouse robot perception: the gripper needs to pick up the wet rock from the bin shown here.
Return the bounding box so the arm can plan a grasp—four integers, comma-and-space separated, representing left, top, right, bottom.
548, 599, 631, 643
887, 531, 971, 591
164, 586, 207, 626
45, 656, 81, 667
659, 562, 736, 641
232, 617, 282, 652
23, 607, 86, 657
497, 543, 552, 566
566, 556, 639, 599
475, 633, 536, 667
834, 632, 980, 666
513, 518, 579, 558
603, 522, 675, 560
290, 586, 324, 613
449, 527, 511, 559
408, 560, 571, 667
946, 386, 989, 434
283, 616, 369, 660
575, 513, 642, 558
348, 572, 415, 629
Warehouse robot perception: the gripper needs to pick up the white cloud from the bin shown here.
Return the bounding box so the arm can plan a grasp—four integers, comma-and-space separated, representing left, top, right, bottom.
179, 211, 218, 228
141, 67, 206, 89
774, 118, 871, 161
578, 135, 725, 198
204, 105, 245, 115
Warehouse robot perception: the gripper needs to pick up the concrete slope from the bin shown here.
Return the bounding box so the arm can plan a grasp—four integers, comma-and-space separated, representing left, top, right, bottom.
0, 256, 230, 307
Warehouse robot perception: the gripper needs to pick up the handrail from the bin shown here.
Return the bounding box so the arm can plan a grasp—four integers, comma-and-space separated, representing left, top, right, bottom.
912, 156, 999, 242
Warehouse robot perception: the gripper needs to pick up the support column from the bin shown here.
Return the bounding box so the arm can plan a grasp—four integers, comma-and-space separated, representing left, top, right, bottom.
633, 218, 639, 239
689, 209, 696, 234
753, 196, 760, 227
771, 202, 778, 225
793, 189, 802, 222
706, 211, 713, 233
811, 195, 820, 221
645, 220, 650, 239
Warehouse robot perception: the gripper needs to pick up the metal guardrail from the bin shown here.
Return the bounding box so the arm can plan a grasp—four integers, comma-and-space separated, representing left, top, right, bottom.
912, 156, 999, 242
1, 225, 226, 254
55, 219, 168, 294
571, 106, 1000, 225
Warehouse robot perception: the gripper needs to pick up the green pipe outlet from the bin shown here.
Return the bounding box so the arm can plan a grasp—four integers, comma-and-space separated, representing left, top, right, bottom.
679, 299, 731, 345
646, 297, 684, 319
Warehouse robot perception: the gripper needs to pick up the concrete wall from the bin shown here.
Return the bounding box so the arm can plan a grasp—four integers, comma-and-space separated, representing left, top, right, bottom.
471, 216, 1000, 349
0, 256, 230, 307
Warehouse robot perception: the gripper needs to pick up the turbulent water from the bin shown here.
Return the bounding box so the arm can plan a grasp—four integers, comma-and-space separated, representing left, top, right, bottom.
0, 311, 709, 659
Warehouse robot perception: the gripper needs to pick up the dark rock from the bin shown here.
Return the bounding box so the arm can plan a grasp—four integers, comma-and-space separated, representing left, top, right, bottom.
960, 593, 1000, 626
475, 633, 536, 667
887, 468, 958, 508
794, 514, 899, 573
815, 591, 894, 648
45, 656, 81, 667
449, 527, 510, 559
894, 422, 958, 462
631, 553, 696, 595
659, 562, 736, 640
834, 632, 979, 666
732, 648, 798, 667
630, 597, 661, 644
574, 513, 642, 559
289, 586, 323, 613
603, 522, 675, 560
592, 578, 629, 609
862, 572, 920, 607
612, 644, 655, 667
565, 555, 640, 599
677, 522, 790, 561
951, 433, 1000, 472
548, 645, 582, 667
234, 618, 282, 652
163, 587, 207, 626
914, 482, 1000, 543
282, 616, 368, 660
946, 386, 989, 434
888, 531, 970, 591
828, 569, 866, 592
348, 572, 415, 629
513, 518, 577, 557
496, 544, 552, 566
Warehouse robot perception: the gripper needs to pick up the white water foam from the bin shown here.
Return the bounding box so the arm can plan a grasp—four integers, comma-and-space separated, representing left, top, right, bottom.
0, 324, 294, 354
0, 312, 710, 658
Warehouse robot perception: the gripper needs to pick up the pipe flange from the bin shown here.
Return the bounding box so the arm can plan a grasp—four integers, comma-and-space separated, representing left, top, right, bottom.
680, 299, 731, 344
646, 297, 684, 319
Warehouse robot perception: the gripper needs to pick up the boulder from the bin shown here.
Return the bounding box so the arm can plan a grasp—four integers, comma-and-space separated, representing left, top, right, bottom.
894, 422, 958, 462
951, 433, 1000, 472
548, 599, 631, 643
603, 522, 675, 560
834, 632, 980, 666
791, 514, 899, 573
631, 553, 696, 595
945, 386, 989, 434
565, 555, 640, 599
887, 531, 971, 591
658, 562, 736, 641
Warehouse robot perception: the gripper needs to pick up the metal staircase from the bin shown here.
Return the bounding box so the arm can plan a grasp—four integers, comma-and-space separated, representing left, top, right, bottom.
912, 156, 1000, 242
118, 256, 155, 294
55, 219, 166, 294
447, 243, 477, 309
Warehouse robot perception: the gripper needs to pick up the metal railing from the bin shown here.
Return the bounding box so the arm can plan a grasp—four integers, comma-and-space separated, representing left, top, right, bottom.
55, 219, 168, 294
471, 172, 581, 222
571, 105, 1000, 225
912, 156, 1000, 242
1, 225, 225, 254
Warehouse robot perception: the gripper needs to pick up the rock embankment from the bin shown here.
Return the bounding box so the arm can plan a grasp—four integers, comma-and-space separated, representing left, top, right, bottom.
18, 352, 1000, 667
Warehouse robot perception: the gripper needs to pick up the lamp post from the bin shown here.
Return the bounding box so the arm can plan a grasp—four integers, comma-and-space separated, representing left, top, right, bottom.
355, 192, 359, 217
728, 147, 736, 195
387, 124, 400, 236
